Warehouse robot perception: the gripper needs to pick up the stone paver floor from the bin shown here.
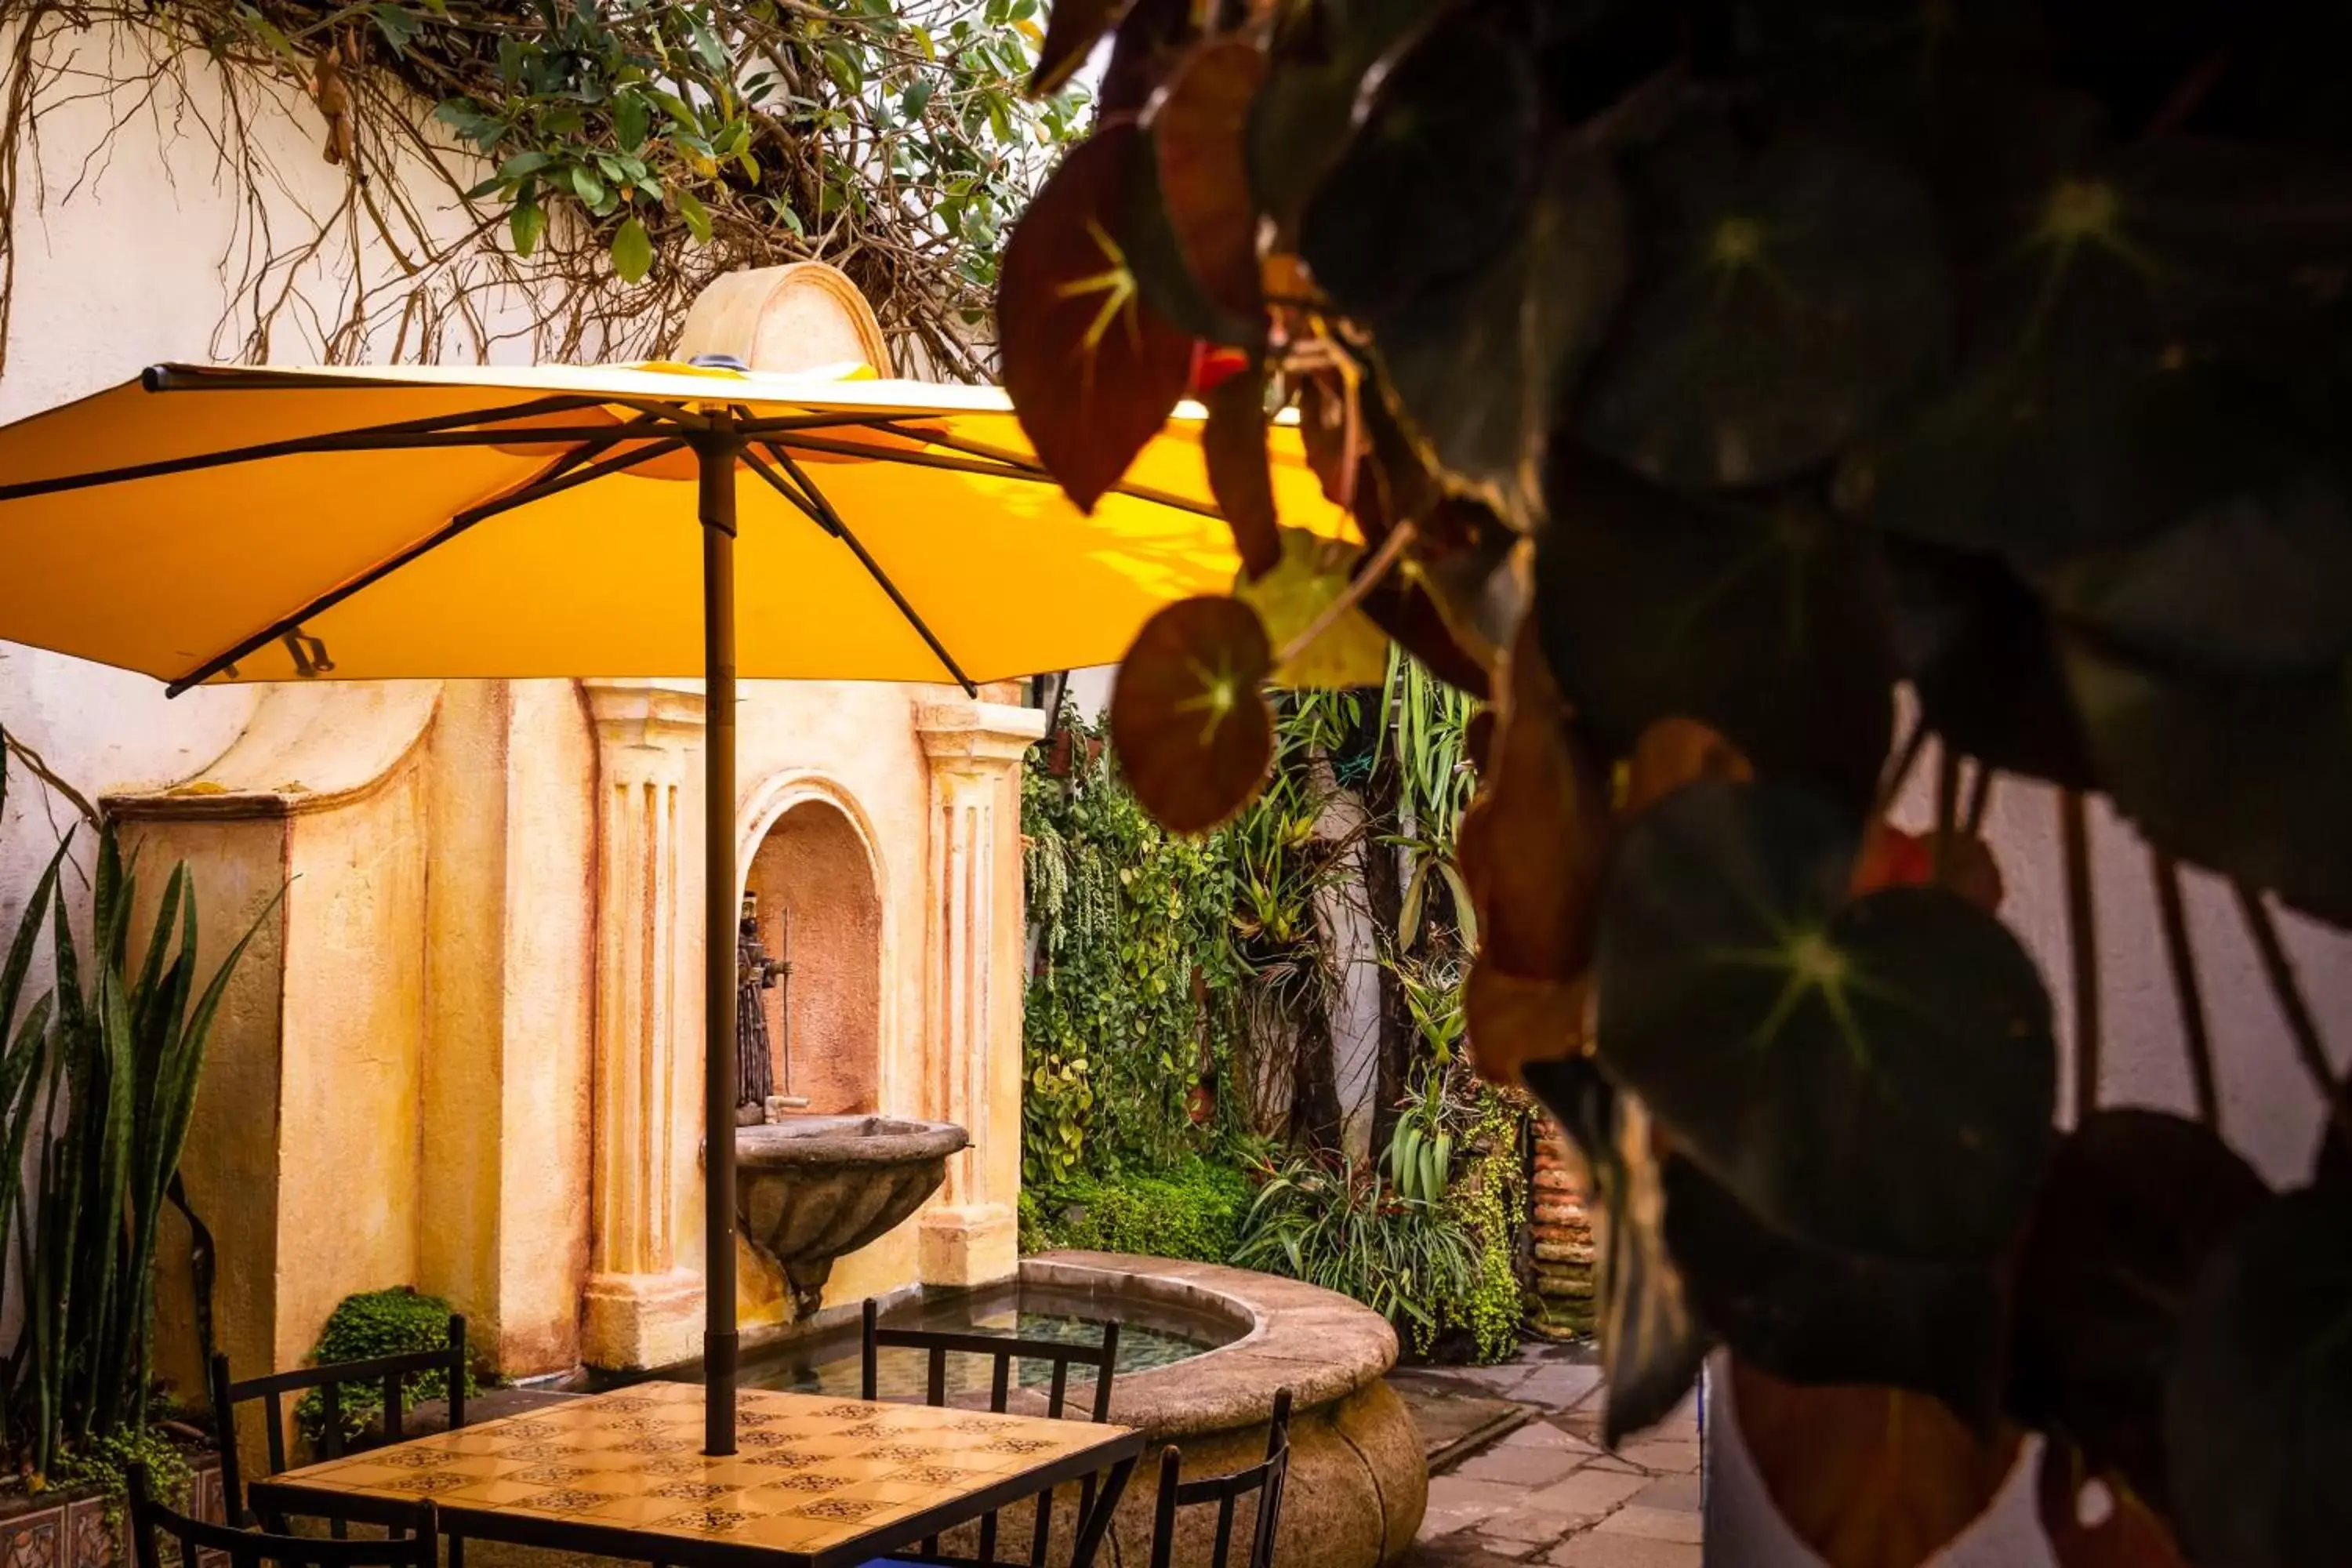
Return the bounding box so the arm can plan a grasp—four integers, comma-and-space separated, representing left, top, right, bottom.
1395, 1341, 1702, 1568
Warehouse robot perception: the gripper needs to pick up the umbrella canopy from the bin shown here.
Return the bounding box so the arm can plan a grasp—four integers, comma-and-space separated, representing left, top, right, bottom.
0, 358, 1348, 1453
0, 361, 1340, 691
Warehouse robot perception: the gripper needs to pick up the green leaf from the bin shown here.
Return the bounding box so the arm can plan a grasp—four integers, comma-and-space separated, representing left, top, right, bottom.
1301, 20, 1535, 323
1883, 533, 2097, 791
1245, 0, 1439, 229
1579, 124, 1950, 489
674, 187, 713, 245
569, 165, 608, 207
510, 200, 547, 257
370, 4, 420, 53
1537, 459, 1896, 811
613, 93, 649, 153
1233, 528, 1392, 690
497, 151, 552, 181
1357, 136, 1625, 531
1595, 779, 2057, 1262
2165, 1184, 2352, 1568
2061, 633, 2352, 925
235, 5, 303, 67
609, 215, 653, 282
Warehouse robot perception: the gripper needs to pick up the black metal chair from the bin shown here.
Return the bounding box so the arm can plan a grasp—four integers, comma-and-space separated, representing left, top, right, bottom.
210, 1313, 468, 1560
128, 1465, 438, 1568
861, 1298, 1123, 1568
1146, 1389, 1292, 1568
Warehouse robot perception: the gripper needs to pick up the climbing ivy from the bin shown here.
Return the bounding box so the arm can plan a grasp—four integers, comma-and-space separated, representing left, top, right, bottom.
1021, 707, 1241, 1182
1442, 1088, 1532, 1365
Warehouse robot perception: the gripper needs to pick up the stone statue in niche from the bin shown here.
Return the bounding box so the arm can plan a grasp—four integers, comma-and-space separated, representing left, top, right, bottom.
737, 892, 782, 1124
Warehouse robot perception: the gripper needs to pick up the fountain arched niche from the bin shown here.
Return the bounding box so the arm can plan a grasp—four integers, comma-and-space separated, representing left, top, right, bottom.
743, 789, 883, 1113
731, 776, 967, 1330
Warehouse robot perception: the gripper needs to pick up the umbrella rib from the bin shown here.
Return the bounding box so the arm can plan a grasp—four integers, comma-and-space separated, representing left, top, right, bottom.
744, 441, 977, 697
0, 403, 678, 503
775, 422, 1225, 521
162, 434, 687, 696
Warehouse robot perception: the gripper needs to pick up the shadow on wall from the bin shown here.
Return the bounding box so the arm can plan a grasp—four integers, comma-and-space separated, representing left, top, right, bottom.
747, 798, 880, 1112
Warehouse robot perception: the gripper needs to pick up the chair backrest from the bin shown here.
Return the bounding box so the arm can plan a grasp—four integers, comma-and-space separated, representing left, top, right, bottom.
861, 1298, 1125, 1568
860, 1298, 1121, 1421
210, 1314, 467, 1526
1148, 1388, 1294, 1568
128, 1465, 437, 1568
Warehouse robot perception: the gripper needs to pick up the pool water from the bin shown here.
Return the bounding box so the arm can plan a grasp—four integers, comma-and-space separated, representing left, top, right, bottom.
730, 1283, 1239, 1402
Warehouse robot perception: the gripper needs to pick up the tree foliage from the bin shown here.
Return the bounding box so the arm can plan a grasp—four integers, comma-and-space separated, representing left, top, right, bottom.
0, 0, 1085, 376
996, 2, 2352, 1562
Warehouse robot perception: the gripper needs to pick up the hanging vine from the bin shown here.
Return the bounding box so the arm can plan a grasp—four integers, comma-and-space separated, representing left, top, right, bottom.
0, 0, 1086, 376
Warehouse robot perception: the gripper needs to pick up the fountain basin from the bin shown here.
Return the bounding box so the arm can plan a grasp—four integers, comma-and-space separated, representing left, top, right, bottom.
734, 1116, 967, 1317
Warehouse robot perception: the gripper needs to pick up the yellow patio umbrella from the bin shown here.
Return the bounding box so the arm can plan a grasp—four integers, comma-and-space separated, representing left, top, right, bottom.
0, 356, 1345, 1452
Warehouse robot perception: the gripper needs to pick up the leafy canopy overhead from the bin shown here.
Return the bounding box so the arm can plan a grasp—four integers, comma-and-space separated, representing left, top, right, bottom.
994, 2, 2352, 1563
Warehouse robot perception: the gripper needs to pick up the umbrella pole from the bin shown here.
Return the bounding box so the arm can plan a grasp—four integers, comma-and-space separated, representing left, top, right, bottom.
700, 431, 742, 1457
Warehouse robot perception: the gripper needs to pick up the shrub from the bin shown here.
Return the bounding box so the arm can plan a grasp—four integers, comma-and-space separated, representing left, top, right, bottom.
1022, 1161, 1252, 1263
56, 1424, 193, 1531
1235, 1152, 1482, 1355
296, 1289, 474, 1443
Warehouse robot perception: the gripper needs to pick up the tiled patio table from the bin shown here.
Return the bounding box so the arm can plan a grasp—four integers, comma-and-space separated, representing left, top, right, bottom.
249, 1381, 1142, 1568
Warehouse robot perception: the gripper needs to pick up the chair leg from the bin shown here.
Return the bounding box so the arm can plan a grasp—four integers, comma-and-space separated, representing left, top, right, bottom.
448, 1537, 464, 1568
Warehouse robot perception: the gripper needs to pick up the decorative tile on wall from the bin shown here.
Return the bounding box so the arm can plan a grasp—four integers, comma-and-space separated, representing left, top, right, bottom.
0, 1510, 59, 1568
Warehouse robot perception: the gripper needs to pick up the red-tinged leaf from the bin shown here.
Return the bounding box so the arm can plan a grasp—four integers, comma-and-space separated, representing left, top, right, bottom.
1851, 822, 2006, 910
2012, 1110, 2270, 1512
1296, 371, 1354, 506
1358, 568, 1491, 698
1458, 619, 1610, 1080
1465, 967, 1588, 1083
1001, 128, 1195, 511
1733, 1362, 2021, 1568
1153, 40, 1269, 324
1030, 0, 1129, 96
1620, 718, 1751, 820
1202, 361, 1280, 579
1109, 596, 1276, 833
1458, 619, 1611, 983
1095, 0, 1192, 118
1853, 822, 1935, 893
2038, 1443, 2193, 1568
1464, 708, 1494, 774
1189, 343, 1250, 397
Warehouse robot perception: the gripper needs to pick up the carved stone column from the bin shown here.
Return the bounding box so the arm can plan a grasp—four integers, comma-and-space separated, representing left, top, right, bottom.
913, 699, 1046, 1287
580, 678, 706, 1369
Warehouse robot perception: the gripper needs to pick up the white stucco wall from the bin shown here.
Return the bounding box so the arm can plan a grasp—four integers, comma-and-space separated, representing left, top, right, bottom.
0, 14, 541, 942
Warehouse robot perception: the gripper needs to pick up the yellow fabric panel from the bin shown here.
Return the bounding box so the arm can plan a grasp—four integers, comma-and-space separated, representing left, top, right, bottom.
0, 363, 1350, 687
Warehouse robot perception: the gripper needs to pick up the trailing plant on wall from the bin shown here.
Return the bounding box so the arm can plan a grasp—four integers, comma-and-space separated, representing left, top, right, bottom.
0, 731, 274, 1479
0, 1, 1084, 376
994, 2, 2352, 1563
1021, 706, 1241, 1181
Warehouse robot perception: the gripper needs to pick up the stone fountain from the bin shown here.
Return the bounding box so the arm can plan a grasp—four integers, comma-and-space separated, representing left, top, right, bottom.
734, 1116, 969, 1320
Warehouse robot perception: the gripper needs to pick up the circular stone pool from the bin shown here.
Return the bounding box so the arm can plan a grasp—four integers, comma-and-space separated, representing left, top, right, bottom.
731, 1276, 1243, 1400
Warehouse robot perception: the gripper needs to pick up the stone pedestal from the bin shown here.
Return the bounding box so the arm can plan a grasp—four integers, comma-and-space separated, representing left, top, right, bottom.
913, 700, 1045, 1289
581, 678, 708, 1368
